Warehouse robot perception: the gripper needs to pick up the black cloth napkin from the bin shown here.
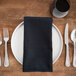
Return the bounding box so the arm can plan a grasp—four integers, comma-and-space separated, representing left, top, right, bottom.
23, 17, 53, 72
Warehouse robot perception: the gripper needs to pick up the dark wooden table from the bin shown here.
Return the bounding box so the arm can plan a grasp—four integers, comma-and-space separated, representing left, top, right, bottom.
0, 0, 76, 76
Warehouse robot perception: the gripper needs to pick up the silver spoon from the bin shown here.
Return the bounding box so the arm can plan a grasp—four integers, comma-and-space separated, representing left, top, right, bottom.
71, 29, 76, 67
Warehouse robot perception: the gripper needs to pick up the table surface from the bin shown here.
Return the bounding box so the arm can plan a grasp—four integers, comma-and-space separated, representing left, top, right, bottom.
0, 0, 76, 76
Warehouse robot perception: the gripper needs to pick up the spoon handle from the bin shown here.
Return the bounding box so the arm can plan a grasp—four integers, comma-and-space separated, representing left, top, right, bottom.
73, 42, 76, 67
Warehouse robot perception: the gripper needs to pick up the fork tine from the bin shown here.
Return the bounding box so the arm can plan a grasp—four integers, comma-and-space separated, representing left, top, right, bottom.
0, 34, 1, 40
0, 33, 2, 45
3, 28, 9, 38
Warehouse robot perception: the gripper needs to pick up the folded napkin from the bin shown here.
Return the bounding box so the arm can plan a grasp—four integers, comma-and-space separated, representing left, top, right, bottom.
23, 17, 53, 72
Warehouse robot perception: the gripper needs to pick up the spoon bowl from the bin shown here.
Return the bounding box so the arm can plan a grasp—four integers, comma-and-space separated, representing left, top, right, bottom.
71, 29, 76, 42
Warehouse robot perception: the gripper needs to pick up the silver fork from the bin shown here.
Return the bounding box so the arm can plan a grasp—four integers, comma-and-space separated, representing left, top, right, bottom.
0, 34, 2, 66
3, 28, 9, 67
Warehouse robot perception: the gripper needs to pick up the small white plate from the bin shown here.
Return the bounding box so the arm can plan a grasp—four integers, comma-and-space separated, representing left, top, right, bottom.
11, 22, 63, 64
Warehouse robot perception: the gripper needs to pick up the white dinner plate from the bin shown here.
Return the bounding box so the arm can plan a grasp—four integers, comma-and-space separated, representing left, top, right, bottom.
11, 21, 63, 64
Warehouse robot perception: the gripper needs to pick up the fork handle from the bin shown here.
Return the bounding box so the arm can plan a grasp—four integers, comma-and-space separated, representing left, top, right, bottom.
73, 42, 76, 67
4, 41, 9, 67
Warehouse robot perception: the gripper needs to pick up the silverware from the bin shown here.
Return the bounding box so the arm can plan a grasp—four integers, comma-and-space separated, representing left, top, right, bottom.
0, 34, 2, 66
3, 28, 9, 67
71, 29, 76, 67
65, 23, 70, 67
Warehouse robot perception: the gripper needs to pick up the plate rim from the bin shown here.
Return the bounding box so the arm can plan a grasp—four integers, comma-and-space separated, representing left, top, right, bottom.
11, 21, 63, 64
52, 24, 63, 64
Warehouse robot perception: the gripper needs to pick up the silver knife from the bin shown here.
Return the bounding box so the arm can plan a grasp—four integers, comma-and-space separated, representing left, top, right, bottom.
65, 23, 70, 67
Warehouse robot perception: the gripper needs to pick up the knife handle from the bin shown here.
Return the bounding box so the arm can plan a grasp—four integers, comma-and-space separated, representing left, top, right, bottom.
65, 45, 70, 67
73, 42, 76, 67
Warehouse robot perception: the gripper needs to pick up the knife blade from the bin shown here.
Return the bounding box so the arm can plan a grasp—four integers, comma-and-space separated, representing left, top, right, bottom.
65, 23, 70, 67
65, 23, 68, 45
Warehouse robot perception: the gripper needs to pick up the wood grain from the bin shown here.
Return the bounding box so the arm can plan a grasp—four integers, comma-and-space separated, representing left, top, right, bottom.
0, 0, 76, 76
